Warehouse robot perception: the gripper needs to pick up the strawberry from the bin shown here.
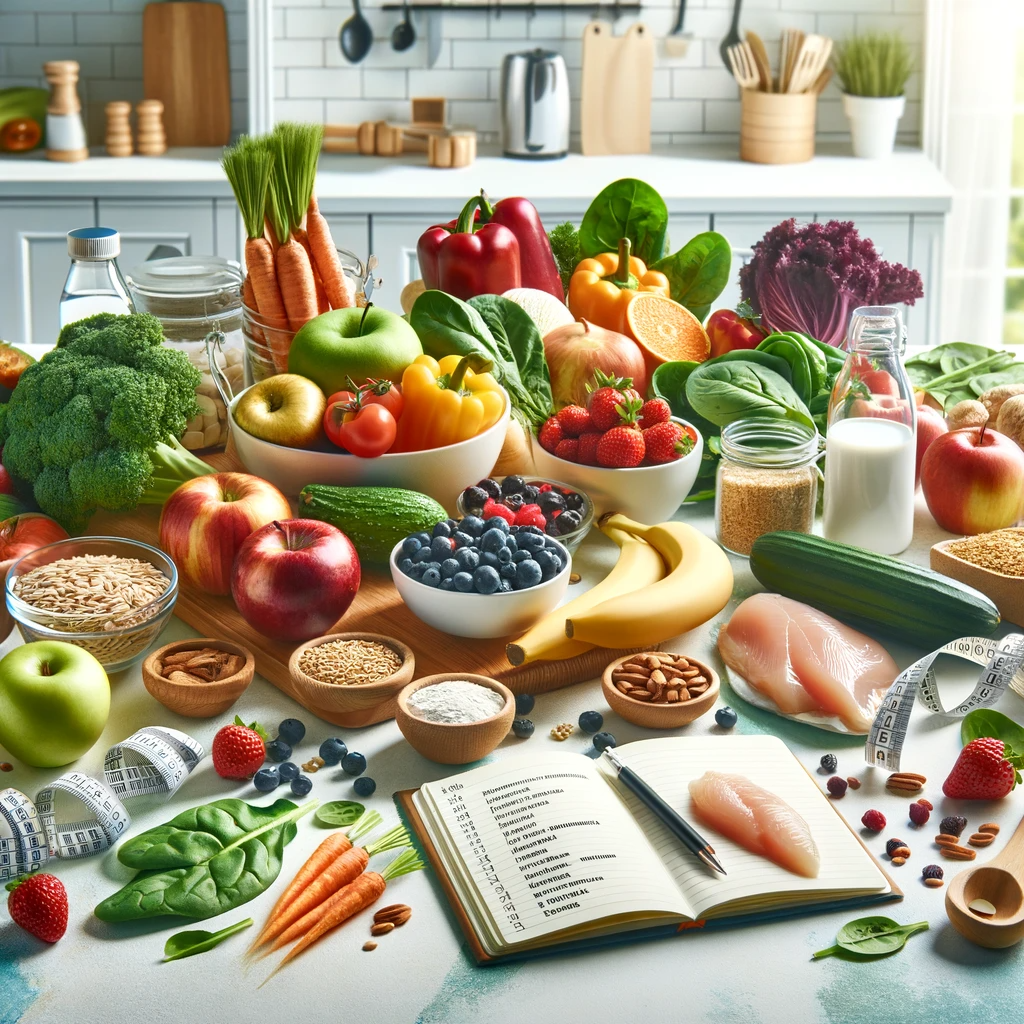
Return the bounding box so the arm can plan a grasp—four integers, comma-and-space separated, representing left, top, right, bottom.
597, 425, 645, 468
514, 503, 547, 529
6, 873, 68, 943
483, 498, 515, 525
554, 438, 579, 462
537, 416, 563, 453
943, 737, 1024, 800
585, 370, 637, 431
556, 405, 592, 438
643, 421, 695, 464
639, 397, 672, 430
577, 431, 602, 466
212, 716, 267, 779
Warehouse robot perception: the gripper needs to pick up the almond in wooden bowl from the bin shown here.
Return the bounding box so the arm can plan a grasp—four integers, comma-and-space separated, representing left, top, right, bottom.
396, 673, 515, 764
601, 651, 719, 728
143, 638, 255, 718
287, 633, 415, 728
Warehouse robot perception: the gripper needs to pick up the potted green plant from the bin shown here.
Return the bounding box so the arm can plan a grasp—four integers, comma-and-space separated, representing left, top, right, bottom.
834, 32, 914, 159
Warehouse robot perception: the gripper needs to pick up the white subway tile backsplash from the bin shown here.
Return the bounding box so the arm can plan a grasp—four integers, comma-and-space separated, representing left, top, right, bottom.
363, 68, 409, 99
408, 68, 490, 99
673, 67, 740, 101
37, 14, 75, 45
288, 66, 362, 97
0, 15, 36, 44
74, 14, 143, 45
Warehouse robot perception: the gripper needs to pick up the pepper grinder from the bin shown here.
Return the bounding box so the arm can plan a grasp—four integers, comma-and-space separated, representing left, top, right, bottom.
43, 60, 88, 162
105, 101, 133, 157
135, 99, 166, 156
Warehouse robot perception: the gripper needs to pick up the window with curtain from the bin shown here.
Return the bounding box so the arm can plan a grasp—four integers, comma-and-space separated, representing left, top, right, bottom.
1008, 31, 1024, 344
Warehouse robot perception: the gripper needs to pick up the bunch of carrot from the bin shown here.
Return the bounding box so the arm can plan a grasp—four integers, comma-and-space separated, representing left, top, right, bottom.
222, 122, 356, 372
249, 817, 423, 983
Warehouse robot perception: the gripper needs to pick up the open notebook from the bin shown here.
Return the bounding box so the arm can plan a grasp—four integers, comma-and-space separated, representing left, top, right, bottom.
398, 735, 900, 963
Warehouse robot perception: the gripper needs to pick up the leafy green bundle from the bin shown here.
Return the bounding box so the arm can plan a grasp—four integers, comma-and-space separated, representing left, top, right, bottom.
904, 343, 1024, 412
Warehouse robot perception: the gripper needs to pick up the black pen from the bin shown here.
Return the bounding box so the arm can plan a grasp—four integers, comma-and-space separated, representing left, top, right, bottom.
603, 748, 726, 876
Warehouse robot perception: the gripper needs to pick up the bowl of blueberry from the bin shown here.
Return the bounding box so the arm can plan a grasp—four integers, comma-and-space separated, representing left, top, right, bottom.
390, 515, 572, 638
456, 475, 594, 554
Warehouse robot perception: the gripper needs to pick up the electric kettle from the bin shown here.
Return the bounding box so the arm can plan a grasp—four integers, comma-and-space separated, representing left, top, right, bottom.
499, 49, 570, 159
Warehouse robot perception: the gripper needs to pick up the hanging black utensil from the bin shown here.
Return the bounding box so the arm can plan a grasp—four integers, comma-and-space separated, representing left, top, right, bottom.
718, 0, 743, 68
340, 0, 373, 64
392, 2, 416, 52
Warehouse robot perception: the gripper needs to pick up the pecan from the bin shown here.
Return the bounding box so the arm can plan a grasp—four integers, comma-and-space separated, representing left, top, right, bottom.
923, 877, 944, 888
934, 834, 959, 846
886, 772, 926, 793
979, 822, 1001, 835
939, 844, 976, 860
968, 832, 995, 847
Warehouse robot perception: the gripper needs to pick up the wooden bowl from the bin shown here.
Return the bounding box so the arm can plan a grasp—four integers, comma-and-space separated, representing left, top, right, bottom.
931, 537, 1024, 628
142, 638, 255, 718
287, 633, 415, 728
395, 673, 515, 764
601, 652, 720, 728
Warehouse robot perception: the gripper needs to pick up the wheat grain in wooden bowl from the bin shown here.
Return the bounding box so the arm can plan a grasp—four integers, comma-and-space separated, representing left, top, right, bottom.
143, 638, 255, 718
602, 651, 720, 728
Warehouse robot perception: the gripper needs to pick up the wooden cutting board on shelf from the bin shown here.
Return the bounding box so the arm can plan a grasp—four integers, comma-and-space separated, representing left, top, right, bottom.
580, 21, 654, 156
142, 1, 231, 147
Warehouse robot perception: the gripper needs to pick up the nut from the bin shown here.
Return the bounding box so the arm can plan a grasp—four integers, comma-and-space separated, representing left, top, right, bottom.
370, 922, 395, 936
302, 756, 326, 773
893, 846, 911, 859
362, 941, 377, 951
613, 652, 714, 706
935, 834, 960, 846
616, 681, 632, 695
979, 822, 1001, 835
939, 844, 977, 861
891, 856, 906, 866
550, 723, 574, 740
846, 776, 861, 790
924, 877, 944, 888
374, 904, 412, 927
886, 772, 927, 793
968, 832, 995, 847
650, 669, 667, 685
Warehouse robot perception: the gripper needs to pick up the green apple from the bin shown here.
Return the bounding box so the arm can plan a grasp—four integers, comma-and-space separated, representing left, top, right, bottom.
0, 641, 110, 768
233, 373, 326, 449
288, 306, 422, 396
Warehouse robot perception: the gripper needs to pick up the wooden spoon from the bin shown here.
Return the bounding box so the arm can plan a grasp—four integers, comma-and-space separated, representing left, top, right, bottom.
945, 814, 1024, 948
745, 30, 773, 92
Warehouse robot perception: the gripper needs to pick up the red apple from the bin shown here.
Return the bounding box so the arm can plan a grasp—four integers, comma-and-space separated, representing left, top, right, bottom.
915, 405, 948, 488
920, 424, 1024, 535
0, 513, 68, 562
543, 319, 647, 407
159, 472, 292, 595
231, 519, 360, 642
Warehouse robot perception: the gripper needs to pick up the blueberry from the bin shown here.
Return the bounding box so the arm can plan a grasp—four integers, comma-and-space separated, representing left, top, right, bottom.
407, 562, 426, 580
398, 556, 414, 574
503, 493, 524, 512
592, 731, 617, 752
430, 535, 454, 559
557, 510, 583, 535
479, 550, 499, 568
353, 776, 377, 797
455, 547, 480, 572
342, 751, 367, 776
497, 546, 513, 563
421, 567, 441, 588
499, 561, 518, 581
504, 533, 518, 552
501, 475, 527, 496
518, 524, 544, 536
440, 578, 454, 591
445, 518, 460, 531
563, 492, 585, 512
511, 548, 531, 563
461, 486, 490, 511
533, 548, 560, 579
266, 738, 292, 762
401, 536, 423, 557
461, 515, 485, 536
319, 737, 348, 765
515, 559, 542, 589
440, 557, 460, 579
481, 528, 507, 552
512, 718, 535, 739
477, 478, 501, 498
452, 530, 473, 549
515, 693, 535, 715
473, 565, 501, 594
484, 516, 510, 535
413, 547, 434, 564
432, 521, 452, 539
278, 718, 306, 745
290, 774, 313, 797
517, 531, 544, 552
715, 706, 738, 729
412, 532, 432, 546
545, 519, 562, 537
278, 761, 300, 781
499, 578, 513, 592
521, 484, 540, 504
537, 490, 565, 515
253, 767, 280, 792
453, 571, 475, 593
579, 710, 604, 734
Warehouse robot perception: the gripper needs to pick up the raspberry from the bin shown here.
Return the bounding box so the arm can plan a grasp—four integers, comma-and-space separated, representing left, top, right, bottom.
577, 431, 602, 466
538, 416, 564, 453
922, 864, 944, 880
482, 498, 515, 525
513, 504, 547, 529
826, 776, 848, 798
939, 815, 967, 837
819, 753, 838, 774
554, 438, 579, 463
909, 801, 931, 826
886, 838, 908, 857
861, 809, 886, 832
537, 483, 552, 492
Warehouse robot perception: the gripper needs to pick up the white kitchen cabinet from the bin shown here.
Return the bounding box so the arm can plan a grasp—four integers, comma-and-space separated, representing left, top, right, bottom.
907, 214, 943, 347
97, 200, 217, 274
371, 215, 428, 312
0, 200, 94, 348
711, 214, 782, 314
667, 215, 713, 252
315, 212, 370, 269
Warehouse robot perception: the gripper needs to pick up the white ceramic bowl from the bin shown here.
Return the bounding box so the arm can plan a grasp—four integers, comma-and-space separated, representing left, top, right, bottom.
389, 539, 571, 639
229, 386, 510, 508
532, 417, 704, 524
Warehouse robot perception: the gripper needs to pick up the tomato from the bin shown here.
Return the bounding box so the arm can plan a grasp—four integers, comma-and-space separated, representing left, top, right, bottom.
361, 378, 404, 420
0, 118, 42, 153
706, 308, 768, 359
324, 401, 397, 457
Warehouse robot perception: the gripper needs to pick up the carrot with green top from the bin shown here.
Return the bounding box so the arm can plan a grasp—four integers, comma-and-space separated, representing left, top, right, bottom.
307, 194, 356, 309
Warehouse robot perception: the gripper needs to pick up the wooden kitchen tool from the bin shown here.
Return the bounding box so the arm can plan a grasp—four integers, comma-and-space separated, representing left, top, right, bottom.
581, 22, 654, 156
946, 814, 1024, 948
428, 131, 476, 168
740, 88, 817, 163
323, 122, 379, 154
779, 27, 805, 93
43, 60, 87, 162
726, 42, 760, 91
142, 1, 231, 147
105, 101, 133, 157
136, 99, 167, 156
745, 30, 773, 91
786, 34, 832, 94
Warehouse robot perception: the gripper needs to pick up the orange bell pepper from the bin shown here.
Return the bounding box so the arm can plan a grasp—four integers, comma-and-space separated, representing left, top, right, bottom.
567, 238, 671, 335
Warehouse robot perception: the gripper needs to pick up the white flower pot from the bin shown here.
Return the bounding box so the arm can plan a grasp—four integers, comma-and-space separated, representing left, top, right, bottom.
842, 93, 906, 159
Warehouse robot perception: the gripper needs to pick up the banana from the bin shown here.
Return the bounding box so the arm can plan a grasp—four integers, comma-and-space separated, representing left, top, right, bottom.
506, 525, 665, 666
565, 514, 733, 649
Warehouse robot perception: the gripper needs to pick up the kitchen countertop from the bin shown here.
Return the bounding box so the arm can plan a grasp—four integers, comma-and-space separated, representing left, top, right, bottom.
0, 145, 953, 214
3, 494, 1021, 1024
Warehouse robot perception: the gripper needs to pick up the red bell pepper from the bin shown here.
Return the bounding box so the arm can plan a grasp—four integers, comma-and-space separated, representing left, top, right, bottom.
706, 307, 769, 359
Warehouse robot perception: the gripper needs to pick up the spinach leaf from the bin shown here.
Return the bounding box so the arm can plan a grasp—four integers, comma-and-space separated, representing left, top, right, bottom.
686, 361, 814, 429
709, 348, 794, 382
652, 361, 721, 500
314, 801, 365, 828
652, 360, 700, 418
163, 917, 252, 962
961, 709, 1024, 752
813, 917, 928, 960
650, 231, 731, 322
94, 798, 314, 922
579, 178, 669, 265
756, 334, 815, 404
797, 333, 846, 375
970, 363, 1024, 395
410, 289, 497, 364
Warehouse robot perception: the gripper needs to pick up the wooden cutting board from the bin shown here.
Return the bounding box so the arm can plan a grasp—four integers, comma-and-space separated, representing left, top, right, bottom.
580, 21, 654, 156
142, 1, 231, 147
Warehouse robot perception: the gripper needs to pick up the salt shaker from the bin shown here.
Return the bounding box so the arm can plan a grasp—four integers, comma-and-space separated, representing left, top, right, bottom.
43, 60, 88, 162
136, 99, 167, 156
105, 101, 133, 157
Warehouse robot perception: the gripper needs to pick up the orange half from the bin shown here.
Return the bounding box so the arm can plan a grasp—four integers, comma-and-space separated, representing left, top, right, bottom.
625, 293, 710, 372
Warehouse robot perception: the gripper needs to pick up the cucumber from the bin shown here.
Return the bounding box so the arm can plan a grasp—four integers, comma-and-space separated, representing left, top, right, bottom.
299, 485, 448, 564
748, 531, 1001, 649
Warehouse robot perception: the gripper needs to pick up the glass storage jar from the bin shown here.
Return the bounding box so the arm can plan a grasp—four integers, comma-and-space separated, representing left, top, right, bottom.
126, 256, 245, 452
715, 418, 821, 556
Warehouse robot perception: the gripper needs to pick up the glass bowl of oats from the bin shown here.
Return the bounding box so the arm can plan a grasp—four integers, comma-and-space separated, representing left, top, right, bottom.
6, 537, 178, 672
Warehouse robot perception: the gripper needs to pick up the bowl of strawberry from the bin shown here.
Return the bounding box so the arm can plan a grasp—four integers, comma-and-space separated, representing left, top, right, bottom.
456, 476, 594, 554
532, 375, 703, 524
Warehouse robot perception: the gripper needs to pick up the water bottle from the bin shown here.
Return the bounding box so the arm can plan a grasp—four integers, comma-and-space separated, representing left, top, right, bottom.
822, 306, 917, 555
59, 227, 135, 328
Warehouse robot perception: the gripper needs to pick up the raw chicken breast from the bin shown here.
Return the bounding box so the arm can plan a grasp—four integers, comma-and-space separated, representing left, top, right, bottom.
689, 771, 820, 878
717, 593, 896, 733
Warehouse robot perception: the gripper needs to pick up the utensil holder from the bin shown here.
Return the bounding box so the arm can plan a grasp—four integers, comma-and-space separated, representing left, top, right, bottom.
740, 88, 817, 165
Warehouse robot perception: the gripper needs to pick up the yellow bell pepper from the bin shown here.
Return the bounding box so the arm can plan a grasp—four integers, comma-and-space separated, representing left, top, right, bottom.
567, 238, 671, 334
393, 353, 505, 452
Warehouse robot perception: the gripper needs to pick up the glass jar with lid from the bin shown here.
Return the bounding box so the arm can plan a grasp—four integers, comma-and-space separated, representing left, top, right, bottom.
715, 418, 821, 556
125, 256, 245, 452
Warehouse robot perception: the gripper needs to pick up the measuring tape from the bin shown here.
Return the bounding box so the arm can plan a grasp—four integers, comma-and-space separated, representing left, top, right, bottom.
865, 633, 1024, 772
0, 726, 203, 882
